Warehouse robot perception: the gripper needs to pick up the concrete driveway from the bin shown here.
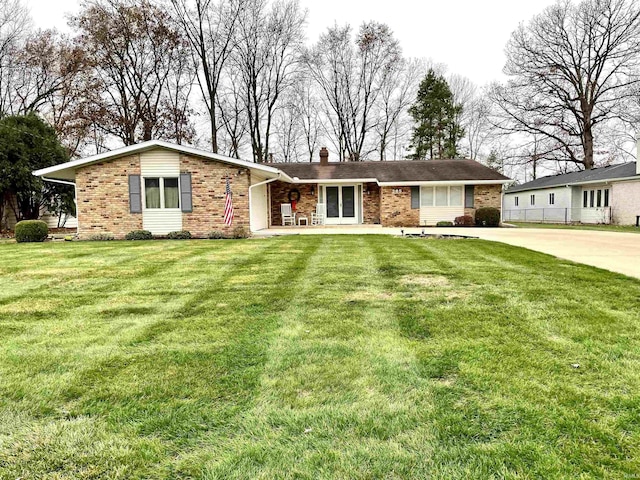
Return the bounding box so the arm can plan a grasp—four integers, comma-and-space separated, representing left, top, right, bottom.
262, 226, 640, 279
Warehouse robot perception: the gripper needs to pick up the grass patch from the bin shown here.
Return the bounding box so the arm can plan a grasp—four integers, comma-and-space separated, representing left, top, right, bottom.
0, 236, 639, 478
510, 222, 640, 233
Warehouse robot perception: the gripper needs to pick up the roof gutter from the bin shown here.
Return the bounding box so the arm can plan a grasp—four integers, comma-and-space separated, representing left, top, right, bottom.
377, 179, 513, 187
41, 176, 76, 187
284, 177, 378, 184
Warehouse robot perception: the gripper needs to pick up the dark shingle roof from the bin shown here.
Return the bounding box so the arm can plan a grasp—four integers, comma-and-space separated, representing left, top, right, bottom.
266, 159, 510, 183
507, 162, 639, 193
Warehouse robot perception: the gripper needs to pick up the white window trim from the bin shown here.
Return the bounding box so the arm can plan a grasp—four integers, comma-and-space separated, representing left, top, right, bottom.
142, 176, 181, 210
419, 185, 464, 207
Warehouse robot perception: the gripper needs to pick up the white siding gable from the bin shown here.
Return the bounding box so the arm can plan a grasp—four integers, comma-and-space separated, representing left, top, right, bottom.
140, 150, 182, 235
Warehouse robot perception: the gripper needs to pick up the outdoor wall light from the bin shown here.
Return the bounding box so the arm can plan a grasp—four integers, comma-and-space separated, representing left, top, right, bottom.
310, 186, 315, 196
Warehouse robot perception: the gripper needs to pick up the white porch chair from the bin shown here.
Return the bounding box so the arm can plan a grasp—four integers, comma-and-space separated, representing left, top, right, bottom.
311, 203, 326, 226
281, 203, 296, 226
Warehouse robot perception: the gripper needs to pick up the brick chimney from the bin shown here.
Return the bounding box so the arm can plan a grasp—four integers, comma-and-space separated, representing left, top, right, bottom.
319, 147, 329, 165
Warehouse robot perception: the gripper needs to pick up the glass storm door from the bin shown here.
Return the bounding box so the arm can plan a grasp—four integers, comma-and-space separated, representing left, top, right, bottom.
326, 186, 340, 219
323, 185, 358, 225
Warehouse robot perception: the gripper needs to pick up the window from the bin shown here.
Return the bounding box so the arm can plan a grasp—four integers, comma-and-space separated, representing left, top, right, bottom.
419, 186, 464, 207
515, 196, 519, 206
549, 193, 555, 205
590, 190, 595, 208
144, 177, 180, 209
530, 194, 535, 206
604, 189, 610, 207
449, 186, 463, 206
596, 189, 602, 207
583, 190, 588, 208
145, 178, 161, 209
420, 186, 434, 206
435, 186, 448, 206
164, 178, 180, 209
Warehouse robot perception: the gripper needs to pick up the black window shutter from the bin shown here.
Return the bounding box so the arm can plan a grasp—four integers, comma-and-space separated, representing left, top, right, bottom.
465, 185, 475, 208
129, 175, 142, 213
410, 186, 420, 209
180, 173, 192, 213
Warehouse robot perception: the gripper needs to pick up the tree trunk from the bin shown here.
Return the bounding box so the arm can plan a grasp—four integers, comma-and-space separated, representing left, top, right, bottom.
583, 124, 594, 170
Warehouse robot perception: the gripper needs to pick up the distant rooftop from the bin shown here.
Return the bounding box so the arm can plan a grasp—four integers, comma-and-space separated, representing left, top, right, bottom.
506, 162, 638, 193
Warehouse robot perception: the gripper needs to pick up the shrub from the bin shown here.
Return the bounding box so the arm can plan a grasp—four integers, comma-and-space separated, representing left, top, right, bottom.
15, 220, 48, 243
436, 221, 454, 227
125, 229, 153, 241
88, 233, 114, 241
167, 230, 192, 240
454, 215, 475, 227
232, 226, 250, 239
208, 230, 224, 239
475, 207, 501, 227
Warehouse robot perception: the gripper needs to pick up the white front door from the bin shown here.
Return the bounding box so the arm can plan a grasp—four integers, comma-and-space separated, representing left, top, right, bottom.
324, 185, 359, 225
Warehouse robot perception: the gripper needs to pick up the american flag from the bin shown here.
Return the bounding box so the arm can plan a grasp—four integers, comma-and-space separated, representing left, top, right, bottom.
224, 176, 234, 226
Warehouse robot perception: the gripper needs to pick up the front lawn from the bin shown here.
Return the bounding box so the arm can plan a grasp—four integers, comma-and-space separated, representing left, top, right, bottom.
1, 236, 639, 479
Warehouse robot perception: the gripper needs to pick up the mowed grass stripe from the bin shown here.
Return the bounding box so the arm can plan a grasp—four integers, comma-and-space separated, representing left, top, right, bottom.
187, 235, 434, 479
375, 238, 640, 478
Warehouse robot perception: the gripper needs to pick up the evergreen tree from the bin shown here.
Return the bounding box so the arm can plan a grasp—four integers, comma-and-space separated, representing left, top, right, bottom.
0, 114, 72, 221
408, 70, 464, 159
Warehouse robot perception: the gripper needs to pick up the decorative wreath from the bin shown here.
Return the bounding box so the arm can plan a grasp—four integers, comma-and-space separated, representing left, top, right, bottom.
288, 188, 301, 203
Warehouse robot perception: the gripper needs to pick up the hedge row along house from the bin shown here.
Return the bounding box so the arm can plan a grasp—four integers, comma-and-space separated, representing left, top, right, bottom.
33, 141, 511, 238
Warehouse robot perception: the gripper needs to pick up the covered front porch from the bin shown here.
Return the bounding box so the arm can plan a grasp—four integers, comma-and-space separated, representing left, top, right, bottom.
268, 181, 381, 227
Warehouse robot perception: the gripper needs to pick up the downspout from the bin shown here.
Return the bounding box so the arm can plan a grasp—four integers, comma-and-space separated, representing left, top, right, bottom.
249, 174, 280, 232
42, 176, 77, 229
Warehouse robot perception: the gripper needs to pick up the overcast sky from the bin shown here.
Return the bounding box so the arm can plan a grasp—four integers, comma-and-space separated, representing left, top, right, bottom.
25, 0, 557, 86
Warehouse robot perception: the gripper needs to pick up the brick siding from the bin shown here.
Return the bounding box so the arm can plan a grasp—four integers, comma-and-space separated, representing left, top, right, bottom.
76, 154, 143, 239
380, 186, 420, 227
466, 184, 503, 219
363, 182, 381, 224
180, 155, 250, 237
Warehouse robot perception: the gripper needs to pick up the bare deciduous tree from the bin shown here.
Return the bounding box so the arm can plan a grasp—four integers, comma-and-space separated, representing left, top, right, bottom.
235, 0, 306, 163
170, 0, 245, 152
0, 0, 31, 115
448, 77, 496, 161
72, 0, 194, 145
492, 0, 640, 170
216, 66, 249, 158
374, 57, 422, 160
305, 22, 401, 161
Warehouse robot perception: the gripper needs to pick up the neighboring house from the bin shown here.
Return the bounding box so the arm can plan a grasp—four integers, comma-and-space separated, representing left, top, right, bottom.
1, 194, 77, 231
33, 140, 510, 239
504, 161, 640, 225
